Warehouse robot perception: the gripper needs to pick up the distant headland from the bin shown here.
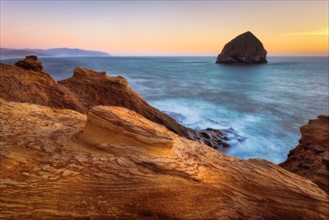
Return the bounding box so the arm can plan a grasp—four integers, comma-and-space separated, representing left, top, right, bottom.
0, 47, 111, 58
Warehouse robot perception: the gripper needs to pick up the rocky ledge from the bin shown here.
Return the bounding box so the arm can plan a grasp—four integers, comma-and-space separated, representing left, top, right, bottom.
216, 31, 267, 64
0, 99, 328, 219
0, 56, 227, 148
281, 115, 329, 194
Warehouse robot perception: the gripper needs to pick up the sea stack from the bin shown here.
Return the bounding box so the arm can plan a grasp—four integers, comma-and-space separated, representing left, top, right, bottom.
216, 31, 267, 64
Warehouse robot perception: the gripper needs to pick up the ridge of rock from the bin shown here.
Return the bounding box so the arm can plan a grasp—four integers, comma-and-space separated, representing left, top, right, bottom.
216, 31, 268, 64
281, 115, 329, 194
59, 67, 228, 148
88, 105, 174, 145
0, 59, 228, 148
0, 62, 86, 112
0, 99, 328, 219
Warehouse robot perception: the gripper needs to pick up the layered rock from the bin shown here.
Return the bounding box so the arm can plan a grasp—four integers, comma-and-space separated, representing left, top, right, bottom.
281, 115, 329, 194
0, 61, 86, 113
216, 31, 267, 64
59, 67, 228, 148
1, 99, 328, 219
0, 59, 227, 148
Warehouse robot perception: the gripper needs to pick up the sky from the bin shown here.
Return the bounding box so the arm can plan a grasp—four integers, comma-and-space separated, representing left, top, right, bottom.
0, 0, 328, 56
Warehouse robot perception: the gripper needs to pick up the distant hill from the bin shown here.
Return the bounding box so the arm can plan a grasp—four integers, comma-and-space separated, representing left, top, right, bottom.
0, 47, 111, 58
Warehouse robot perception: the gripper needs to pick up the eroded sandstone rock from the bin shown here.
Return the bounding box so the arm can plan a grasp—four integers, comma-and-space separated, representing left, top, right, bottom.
0, 100, 328, 219
281, 115, 329, 194
0, 60, 228, 148
59, 67, 228, 148
0, 62, 86, 112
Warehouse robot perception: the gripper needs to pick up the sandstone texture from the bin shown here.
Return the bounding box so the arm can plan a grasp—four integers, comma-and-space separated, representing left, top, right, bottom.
0, 99, 328, 219
281, 115, 329, 194
216, 31, 267, 64
59, 67, 228, 148
0, 61, 86, 113
0, 59, 228, 148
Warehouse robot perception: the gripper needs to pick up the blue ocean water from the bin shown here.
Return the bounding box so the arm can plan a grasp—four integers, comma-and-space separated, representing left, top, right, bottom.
2, 56, 328, 163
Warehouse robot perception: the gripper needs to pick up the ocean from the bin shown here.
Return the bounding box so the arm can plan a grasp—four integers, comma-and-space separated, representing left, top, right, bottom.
2, 56, 328, 163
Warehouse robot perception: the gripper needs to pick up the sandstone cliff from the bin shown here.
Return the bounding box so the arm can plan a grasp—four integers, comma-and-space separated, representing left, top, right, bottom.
0, 59, 86, 113
281, 115, 329, 194
1, 99, 328, 219
0, 57, 227, 148
216, 31, 267, 64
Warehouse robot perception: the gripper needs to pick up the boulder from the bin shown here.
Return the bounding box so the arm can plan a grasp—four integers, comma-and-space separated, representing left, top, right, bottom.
216, 31, 267, 64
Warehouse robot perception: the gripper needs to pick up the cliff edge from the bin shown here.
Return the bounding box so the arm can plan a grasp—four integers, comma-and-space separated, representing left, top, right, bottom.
281, 115, 329, 194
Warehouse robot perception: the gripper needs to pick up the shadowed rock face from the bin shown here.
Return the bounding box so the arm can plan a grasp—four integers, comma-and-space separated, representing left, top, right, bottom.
0, 99, 328, 219
0, 59, 228, 148
281, 115, 329, 194
216, 31, 267, 64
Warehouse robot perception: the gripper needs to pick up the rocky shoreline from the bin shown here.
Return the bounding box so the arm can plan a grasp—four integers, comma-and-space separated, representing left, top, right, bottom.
0, 56, 328, 219
0, 56, 228, 149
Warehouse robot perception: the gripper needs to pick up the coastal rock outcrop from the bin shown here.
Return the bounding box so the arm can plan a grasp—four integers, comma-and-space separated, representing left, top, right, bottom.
59, 67, 228, 148
0, 62, 86, 113
216, 31, 267, 64
1, 99, 328, 219
281, 115, 329, 194
0, 59, 228, 148
14, 55, 44, 72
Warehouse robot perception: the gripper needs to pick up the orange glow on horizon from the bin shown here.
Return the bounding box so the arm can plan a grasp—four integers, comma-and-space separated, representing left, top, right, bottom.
1, 1, 328, 56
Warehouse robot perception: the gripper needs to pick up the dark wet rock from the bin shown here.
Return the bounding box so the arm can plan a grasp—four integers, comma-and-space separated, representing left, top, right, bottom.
197, 128, 228, 148
216, 31, 267, 64
15, 55, 43, 72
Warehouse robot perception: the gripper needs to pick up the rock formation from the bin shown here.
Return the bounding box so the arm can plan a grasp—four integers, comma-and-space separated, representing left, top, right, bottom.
0, 59, 228, 148
281, 115, 329, 194
14, 55, 44, 72
59, 67, 228, 148
216, 31, 268, 64
0, 62, 86, 113
1, 99, 328, 219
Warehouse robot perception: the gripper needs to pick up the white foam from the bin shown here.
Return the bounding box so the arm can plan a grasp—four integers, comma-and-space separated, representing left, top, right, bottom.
150, 98, 294, 163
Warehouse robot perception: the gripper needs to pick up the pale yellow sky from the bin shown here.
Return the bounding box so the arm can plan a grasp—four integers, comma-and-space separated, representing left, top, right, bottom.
1, 1, 328, 56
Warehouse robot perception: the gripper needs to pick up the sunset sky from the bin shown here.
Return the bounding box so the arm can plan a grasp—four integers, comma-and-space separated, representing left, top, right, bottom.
1, 1, 328, 56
